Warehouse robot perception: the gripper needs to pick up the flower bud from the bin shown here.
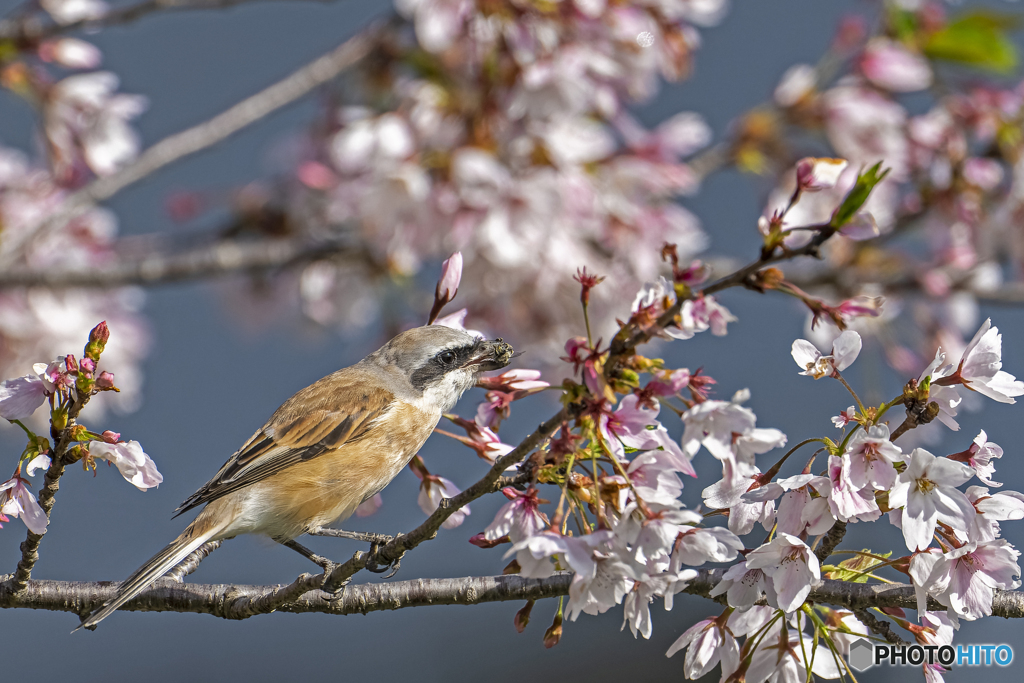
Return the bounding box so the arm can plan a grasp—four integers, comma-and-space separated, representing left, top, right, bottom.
84, 321, 110, 361
468, 532, 508, 548
79, 357, 96, 375
64, 355, 79, 374
428, 253, 463, 324
96, 371, 116, 390
100, 430, 121, 444
514, 600, 534, 633
543, 612, 563, 648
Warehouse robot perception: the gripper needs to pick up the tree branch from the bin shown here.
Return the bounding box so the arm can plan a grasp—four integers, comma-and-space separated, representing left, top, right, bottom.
0, 237, 361, 289
0, 0, 342, 42
2, 569, 1022, 626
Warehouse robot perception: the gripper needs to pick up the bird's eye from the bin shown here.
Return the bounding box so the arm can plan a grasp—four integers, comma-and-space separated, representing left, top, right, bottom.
438, 350, 457, 366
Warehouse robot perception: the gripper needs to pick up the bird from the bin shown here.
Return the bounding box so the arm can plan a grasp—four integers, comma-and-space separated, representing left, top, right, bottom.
78, 325, 514, 630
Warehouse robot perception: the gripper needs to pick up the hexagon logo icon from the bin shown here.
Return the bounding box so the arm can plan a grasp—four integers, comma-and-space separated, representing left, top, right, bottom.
848, 638, 874, 672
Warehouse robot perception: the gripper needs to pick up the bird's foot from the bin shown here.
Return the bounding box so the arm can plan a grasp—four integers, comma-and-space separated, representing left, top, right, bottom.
364, 535, 405, 578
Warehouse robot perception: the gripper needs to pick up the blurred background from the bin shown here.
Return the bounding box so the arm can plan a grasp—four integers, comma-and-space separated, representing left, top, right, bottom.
1, 0, 1023, 680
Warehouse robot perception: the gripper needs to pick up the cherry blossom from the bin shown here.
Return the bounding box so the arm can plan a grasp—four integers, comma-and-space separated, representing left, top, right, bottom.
507, 530, 613, 580
483, 487, 548, 544
964, 486, 1024, 544
842, 424, 904, 492
861, 38, 933, 93
681, 398, 757, 462
943, 540, 1022, 620
88, 441, 163, 491
26, 454, 52, 477
826, 455, 881, 523
948, 430, 1003, 487
889, 448, 976, 551
791, 330, 861, 379
665, 613, 740, 679
0, 374, 47, 421
709, 559, 777, 610
0, 476, 47, 534
949, 319, 1024, 404
417, 476, 469, 529
795, 157, 848, 192
745, 625, 842, 682
745, 533, 820, 613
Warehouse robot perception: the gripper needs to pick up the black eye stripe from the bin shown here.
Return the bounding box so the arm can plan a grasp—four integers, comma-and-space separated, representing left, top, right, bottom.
409, 342, 483, 391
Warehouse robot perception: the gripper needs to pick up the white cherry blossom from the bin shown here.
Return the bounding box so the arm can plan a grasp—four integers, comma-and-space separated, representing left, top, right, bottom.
745, 533, 820, 613
953, 319, 1024, 404
889, 448, 975, 551
417, 476, 469, 529
842, 423, 903, 492
791, 330, 861, 379
0, 476, 47, 534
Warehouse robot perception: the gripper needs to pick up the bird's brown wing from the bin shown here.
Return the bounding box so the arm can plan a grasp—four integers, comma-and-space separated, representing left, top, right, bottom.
174, 373, 393, 516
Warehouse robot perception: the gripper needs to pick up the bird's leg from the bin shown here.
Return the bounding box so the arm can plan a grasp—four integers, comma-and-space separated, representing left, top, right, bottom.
279, 539, 336, 573
306, 527, 404, 577
278, 539, 349, 600
307, 527, 394, 547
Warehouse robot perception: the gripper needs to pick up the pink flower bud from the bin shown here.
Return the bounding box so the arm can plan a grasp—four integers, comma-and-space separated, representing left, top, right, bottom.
38, 38, 103, 69
79, 357, 96, 374
89, 321, 110, 345
297, 161, 337, 190
468, 532, 508, 548
64, 355, 79, 374
514, 600, 534, 633
96, 371, 115, 388
100, 430, 121, 443
436, 252, 462, 302
796, 157, 848, 191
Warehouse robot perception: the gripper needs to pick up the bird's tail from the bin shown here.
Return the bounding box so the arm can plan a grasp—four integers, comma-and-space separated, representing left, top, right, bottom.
76, 518, 225, 631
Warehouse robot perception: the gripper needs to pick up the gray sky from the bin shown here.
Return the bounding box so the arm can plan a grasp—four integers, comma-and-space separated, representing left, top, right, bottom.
1, 1, 1023, 681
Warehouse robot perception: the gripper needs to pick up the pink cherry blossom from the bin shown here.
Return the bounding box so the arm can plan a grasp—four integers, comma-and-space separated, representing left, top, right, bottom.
89, 441, 163, 491
796, 157, 848, 191
861, 38, 933, 92
672, 525, 744, 567
0, 374, 47, 420
665, 613, 740, 679
842, 424, 904, 491
745, 533, 820, 613
680, 398, 757, 462
708, 559, 777, 609
943, 539, 1021, 620
889, 448, 976, 551
826, 455, 881, 523
0, 476, 47, 534
483, 487, 549, 544
948, 430, 1003, 487
417, 475, 469, 529
565, 546, 637, 621
964, 486, 1024, 543
507, 530, 613, 580
832, 405, 856, 428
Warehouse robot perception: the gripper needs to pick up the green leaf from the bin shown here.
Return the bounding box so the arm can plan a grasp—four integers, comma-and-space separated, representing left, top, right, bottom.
830, 162, 890, 228
826, 550, 892, 583
925, 11, 1020, 74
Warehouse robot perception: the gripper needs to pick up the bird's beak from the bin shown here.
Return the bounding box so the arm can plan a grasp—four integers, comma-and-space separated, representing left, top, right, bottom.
466, 338, 514, 372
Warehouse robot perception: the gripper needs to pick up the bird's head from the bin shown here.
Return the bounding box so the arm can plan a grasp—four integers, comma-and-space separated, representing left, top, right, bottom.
368, 325, 513, 412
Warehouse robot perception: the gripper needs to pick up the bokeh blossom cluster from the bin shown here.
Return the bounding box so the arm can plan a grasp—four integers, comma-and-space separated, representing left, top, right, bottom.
0, 0, 148, 419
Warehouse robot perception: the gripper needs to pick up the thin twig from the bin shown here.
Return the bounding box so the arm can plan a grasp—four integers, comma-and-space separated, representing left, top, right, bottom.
0, 237, 361, 288
0, 21, 386, 267
9, 392, 94, 593
0, 0, 341, 42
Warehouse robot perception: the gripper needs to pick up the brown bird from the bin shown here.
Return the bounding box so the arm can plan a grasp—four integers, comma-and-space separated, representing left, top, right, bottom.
79, 325, 513, 630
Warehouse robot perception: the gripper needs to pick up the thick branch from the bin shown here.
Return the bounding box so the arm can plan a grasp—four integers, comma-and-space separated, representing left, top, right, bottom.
0, 238, 358, 289
3, 570, 1023, 625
